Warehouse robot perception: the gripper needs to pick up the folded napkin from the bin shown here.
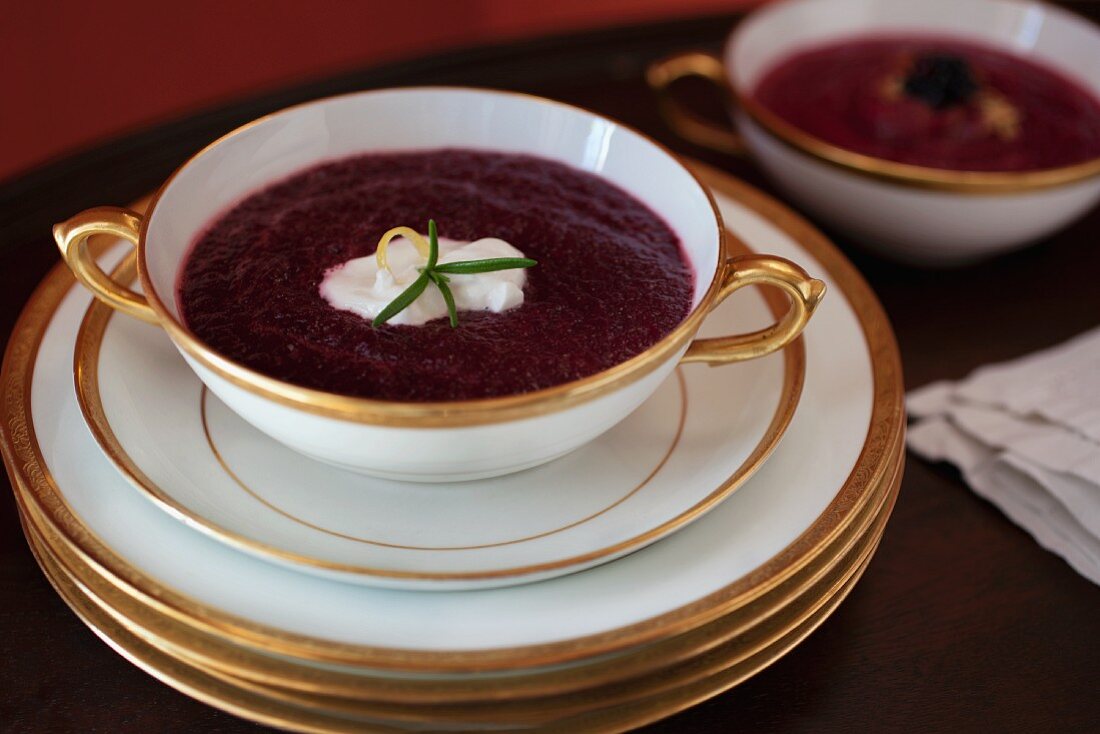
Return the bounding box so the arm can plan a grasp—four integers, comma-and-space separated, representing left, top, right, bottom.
907, 327, 1100, 585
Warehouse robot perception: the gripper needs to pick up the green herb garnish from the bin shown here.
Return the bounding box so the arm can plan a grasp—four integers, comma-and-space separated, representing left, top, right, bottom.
371, 219, 536, 328
432, 258, 538, 275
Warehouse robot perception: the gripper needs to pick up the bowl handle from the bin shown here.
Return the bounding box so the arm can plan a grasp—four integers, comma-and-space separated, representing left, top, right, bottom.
683, 255, 825, 365
53, 207, 159, 324
647, 51, 746, 156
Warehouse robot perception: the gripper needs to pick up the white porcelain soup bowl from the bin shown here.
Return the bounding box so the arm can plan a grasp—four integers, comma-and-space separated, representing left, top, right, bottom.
54, 87, 824, 482
649, 0, 1100, 265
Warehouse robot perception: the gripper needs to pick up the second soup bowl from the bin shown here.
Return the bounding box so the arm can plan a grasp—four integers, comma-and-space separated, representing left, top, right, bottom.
649, 0, 1100, 265
54, 88, 824, 482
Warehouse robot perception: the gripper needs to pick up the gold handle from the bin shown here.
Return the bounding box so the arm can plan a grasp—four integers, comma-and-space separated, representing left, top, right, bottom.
53, 207, 159, 324
683, 255, 825, 365
646, 51, 746, 156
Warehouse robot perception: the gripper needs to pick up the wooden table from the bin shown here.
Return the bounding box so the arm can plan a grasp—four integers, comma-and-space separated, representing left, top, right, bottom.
2, 11, 1098, 733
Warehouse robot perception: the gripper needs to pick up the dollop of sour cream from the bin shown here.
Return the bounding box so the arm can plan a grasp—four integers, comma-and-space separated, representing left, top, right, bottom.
320, 235, 528, 326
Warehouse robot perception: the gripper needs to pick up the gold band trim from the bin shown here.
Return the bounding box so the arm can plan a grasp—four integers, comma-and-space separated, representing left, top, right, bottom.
16, 444, 898, 707
22, 465, 891, 731
24, 502, 888, 732
200, 378, 687, 552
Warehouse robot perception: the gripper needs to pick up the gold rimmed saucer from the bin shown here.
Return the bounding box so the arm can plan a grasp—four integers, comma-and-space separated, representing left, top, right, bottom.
17, 443, 899, 727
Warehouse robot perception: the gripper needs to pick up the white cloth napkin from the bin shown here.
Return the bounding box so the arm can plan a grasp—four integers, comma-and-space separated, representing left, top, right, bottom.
907, 326, 1100, 585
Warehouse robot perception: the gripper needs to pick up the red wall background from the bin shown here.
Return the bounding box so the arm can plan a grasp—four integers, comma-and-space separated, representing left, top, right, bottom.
2, 0, 756, 183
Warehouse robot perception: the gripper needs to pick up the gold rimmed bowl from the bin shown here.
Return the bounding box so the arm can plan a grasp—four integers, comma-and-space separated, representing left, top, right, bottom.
649, 0, 1100, 265
53, 87, 823, 481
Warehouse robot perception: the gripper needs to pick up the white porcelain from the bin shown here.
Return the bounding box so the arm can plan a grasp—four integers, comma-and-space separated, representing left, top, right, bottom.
24, 188, 880, 654
724, 0, 1100, 264
155, 89, 722, 481
58, 88, 825, 481
82, 263, 795, 590
186, 353, 676, 482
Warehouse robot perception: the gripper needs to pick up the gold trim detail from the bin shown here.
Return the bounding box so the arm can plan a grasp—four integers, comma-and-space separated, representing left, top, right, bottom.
52, 207, 159, 323
24, 493, 888, 725
15, 444, 899, 707
201, 378, 688, 552
647, 50, 747, 156
681, 254, 824, 364
20, 484, 892, 732
0, 162, 905, 673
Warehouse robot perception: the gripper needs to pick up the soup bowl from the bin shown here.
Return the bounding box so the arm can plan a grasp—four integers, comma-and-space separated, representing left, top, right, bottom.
648, 0, 1100, 265
54, 87, 823, 482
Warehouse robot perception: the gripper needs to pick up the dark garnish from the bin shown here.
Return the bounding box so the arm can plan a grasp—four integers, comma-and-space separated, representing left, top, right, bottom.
904, 54, 978, 109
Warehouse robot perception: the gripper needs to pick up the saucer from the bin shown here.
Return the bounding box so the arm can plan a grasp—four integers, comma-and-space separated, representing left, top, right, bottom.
1, 162, 904, 676
74, 248, 803, 590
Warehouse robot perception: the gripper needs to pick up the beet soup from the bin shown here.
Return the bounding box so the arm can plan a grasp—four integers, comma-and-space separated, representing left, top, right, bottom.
752, 36, 1100, 172
178, 150, 695, 402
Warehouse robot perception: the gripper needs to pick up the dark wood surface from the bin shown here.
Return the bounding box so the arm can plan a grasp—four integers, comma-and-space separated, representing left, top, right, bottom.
2, 10, 1098, 734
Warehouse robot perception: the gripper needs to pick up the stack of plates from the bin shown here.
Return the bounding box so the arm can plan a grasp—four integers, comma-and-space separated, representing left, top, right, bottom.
2, 164, 904, 732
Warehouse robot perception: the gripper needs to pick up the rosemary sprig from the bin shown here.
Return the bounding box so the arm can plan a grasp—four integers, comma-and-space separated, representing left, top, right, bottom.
433, 258, 536, 275
372, 219, 536, 328
424, 218, 440, 270
371, 271, 430, 327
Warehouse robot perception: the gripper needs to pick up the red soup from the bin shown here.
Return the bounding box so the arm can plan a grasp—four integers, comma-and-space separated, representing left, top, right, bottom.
178, 150, 694, 402
752, 35, 1100, 172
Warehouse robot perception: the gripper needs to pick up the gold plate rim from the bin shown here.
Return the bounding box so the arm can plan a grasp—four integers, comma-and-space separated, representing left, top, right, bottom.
17, 448, 902, 717
15, 446, 900, 707
26, 514, 881, 727
22, 501, 886, 734
73, 235, 804, 582
543, 535, 882, 733
0, 162, 905, 672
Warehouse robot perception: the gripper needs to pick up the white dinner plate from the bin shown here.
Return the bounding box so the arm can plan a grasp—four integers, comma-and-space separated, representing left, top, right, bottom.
1, 167, 902, 672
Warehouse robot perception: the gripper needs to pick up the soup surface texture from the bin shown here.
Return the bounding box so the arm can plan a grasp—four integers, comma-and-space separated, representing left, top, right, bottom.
179, 149, 694, 401
752, 36, 1100, 171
